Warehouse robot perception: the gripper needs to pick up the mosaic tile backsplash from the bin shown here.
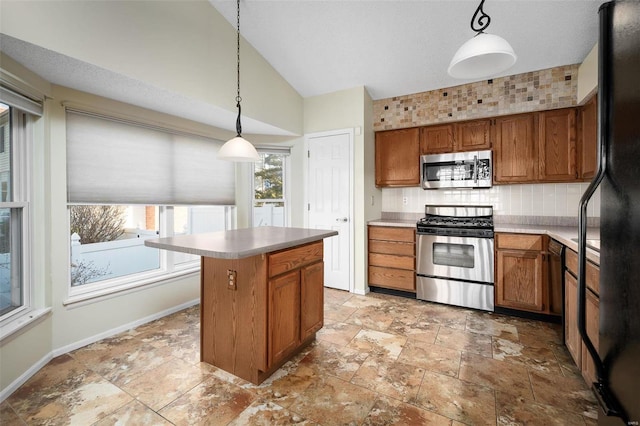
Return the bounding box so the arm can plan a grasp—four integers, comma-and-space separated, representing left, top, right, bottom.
374, 64, 579, 131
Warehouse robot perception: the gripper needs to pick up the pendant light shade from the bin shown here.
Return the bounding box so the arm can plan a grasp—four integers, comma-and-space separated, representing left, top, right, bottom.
218, 135, 260, 162
218, 0, 260, 162
448, 0, 516, 80
448, 33, 517, 79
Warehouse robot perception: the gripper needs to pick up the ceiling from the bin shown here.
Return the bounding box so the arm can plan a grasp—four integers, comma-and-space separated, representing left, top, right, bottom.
210, 0, 602, 100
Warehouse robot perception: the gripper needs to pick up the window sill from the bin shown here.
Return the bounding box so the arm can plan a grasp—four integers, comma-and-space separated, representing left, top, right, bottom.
63, 267, 200, 308
0, 307, 52, 342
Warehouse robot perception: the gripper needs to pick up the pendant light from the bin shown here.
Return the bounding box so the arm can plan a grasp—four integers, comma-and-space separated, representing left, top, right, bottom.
448, 0, 517, 80
218, 0, 260, 162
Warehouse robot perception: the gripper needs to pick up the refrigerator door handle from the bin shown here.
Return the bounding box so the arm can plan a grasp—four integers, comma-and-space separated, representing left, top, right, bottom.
577, 3, 626, 422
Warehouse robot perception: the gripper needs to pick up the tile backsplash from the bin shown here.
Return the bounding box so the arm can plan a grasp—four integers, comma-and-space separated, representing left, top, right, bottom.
374, 65, 578, 131
381, 183, 600, 218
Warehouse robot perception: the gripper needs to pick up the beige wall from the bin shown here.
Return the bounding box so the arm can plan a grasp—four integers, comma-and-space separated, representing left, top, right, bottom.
303, 87, 379, 295
0, 0, 303, 136
578, 44, 598, 104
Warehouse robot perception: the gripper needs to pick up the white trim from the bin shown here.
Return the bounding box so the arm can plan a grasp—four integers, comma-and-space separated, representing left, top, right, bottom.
63, 268, 199, 307
0, 307, 51, 342
0, 350, 53, 403
303, 128, 355, 294
0, 299, 198, 403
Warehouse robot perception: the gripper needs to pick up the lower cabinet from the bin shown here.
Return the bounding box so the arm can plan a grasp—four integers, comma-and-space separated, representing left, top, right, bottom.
495, 233, 548, 313
564, 248, 600, 385
268, 242, 324, 367
368, 225, 416, 292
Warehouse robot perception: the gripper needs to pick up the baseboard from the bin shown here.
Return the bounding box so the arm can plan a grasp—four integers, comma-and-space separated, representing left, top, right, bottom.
1, 298, 200, 403
0, 352, 53, 403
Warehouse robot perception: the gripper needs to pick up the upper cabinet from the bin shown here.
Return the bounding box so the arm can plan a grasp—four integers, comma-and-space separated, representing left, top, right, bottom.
538, 108, 577, 182
493, 114, 537, 183
420, 119, 491, 155
455, 119, 492, 152
420, 125, 454, 154
375, 127, 420, 187
578, 95, 598, 180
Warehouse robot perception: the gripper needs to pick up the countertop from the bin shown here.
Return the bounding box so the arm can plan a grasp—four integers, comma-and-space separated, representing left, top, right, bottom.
145, 226, 338, 259
368, 219, 600, 264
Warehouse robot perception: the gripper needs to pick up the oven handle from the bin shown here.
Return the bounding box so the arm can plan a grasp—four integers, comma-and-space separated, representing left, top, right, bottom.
473, 155, 479, 183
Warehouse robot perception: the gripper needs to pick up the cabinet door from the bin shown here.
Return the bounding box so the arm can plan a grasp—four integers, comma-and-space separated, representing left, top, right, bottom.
538, 108, 577, 182
582, 289, 600, 385
578, 95, 597, 180
493, 114, 537, 182
300, 261, 324, 341
455, 119, 491, 151
420, 124, 454, 154
375, 128, 420, 187
564, 271, 582, 367
269, 270, 300, 367
495, 249, 545, 312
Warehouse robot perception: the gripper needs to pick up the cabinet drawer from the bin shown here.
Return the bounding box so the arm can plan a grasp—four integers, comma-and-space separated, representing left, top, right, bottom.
565, 249, 600, 295
369, 253, 415, 270
496, 233, 543, 251
368, 266, 415, 292
269, 241, 323, 278
369, 240, 414, 256
369, 226, 415, 243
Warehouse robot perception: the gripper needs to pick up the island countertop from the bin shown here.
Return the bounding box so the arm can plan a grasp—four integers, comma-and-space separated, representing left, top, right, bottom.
144, 226, 338, 259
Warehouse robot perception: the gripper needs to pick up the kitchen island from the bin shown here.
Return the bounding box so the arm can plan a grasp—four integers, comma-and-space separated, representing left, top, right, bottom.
145, 226, 338, 384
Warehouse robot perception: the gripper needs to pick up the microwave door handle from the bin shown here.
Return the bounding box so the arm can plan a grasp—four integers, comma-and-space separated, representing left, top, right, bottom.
473, 155, 478, 183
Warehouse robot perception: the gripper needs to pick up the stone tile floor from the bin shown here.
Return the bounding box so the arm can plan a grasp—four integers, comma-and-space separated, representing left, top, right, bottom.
1, 288, 598, 425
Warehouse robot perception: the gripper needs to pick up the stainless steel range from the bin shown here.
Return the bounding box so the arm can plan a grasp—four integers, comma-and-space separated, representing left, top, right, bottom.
416, 205, 494, 312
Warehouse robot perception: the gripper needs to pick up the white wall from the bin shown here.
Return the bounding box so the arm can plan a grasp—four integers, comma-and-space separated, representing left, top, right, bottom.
578, 44, 598, 105
0, 0, 303, 136
303, 86, 379, 295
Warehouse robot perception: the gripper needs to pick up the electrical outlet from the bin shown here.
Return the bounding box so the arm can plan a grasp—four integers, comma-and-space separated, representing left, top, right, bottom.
227, 269, 237, 290
402, 197, 408, 205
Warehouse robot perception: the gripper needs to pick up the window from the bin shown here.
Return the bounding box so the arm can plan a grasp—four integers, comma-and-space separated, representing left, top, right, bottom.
65, 110, 236, 300
252, 150, 290, 227
0, 102, 30, 320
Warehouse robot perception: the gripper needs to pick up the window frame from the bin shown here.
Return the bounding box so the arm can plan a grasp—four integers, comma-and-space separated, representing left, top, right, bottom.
0, 106, 33, 325
65, 205, 235, 304
251, 150, 290, 228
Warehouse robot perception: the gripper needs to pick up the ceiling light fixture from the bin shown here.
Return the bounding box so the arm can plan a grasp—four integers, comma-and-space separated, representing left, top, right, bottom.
447, 0, 517, 80
217, 0, 260, 162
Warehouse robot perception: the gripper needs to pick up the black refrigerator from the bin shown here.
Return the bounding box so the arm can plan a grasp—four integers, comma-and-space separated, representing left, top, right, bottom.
578, 1, 640, 425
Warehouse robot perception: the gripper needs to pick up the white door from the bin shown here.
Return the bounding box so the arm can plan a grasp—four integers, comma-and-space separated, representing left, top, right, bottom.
307, 131, 352, 291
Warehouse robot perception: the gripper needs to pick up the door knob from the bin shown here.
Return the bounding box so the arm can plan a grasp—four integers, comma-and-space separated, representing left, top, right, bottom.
336, 217, 348, 222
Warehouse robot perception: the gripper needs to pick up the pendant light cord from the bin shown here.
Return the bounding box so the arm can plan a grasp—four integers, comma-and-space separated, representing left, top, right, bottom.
471, 0, 491, 34
235, 0, 243, 137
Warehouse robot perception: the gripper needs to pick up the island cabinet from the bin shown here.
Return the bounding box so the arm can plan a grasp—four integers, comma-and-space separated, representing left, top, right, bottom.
564, 247, 600, 385
375, 128, 420, 187
495, 233, 550, 313
368, 225, 416, 292
200, 240, 325, 385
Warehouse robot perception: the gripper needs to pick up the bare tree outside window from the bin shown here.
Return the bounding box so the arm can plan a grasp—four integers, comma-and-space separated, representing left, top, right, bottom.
70, 205, 126, 243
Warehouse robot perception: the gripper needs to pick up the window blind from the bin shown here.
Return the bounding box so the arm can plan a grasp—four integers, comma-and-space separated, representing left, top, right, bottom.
66, 110, 235, 205
257, 146, 291, 156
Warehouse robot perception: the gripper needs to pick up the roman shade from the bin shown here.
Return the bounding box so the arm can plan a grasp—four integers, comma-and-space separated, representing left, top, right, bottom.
66, 110, 235, 205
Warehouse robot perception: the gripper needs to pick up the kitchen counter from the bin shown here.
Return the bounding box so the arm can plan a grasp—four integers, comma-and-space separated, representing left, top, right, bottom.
369, 219, 600, 264
145, 226, 337, 385
145, 226, 338, 259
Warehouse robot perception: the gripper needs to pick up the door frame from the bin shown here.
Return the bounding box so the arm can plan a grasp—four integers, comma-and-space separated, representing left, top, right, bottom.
303, 128, 355, 293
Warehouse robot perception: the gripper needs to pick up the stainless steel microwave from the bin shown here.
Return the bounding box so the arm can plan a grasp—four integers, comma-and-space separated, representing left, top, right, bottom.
420, 150, 492, 189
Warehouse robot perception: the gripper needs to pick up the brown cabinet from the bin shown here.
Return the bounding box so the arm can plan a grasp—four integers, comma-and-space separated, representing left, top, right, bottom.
538, 108, 577, 182
420, 124, 454, 154
268, 241, 324, 367
375, 128, 420, 187
578, 95, 598, 180
368, 225, 416, 292
493, 114, 537, 183
455, 119, 492, 151
564, 248, 600, 385
419, 120, 491, 155
495, 233, 548, 312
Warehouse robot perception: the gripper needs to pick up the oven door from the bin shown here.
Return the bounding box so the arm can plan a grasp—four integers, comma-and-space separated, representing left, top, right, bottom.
416, 234, 494, 284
